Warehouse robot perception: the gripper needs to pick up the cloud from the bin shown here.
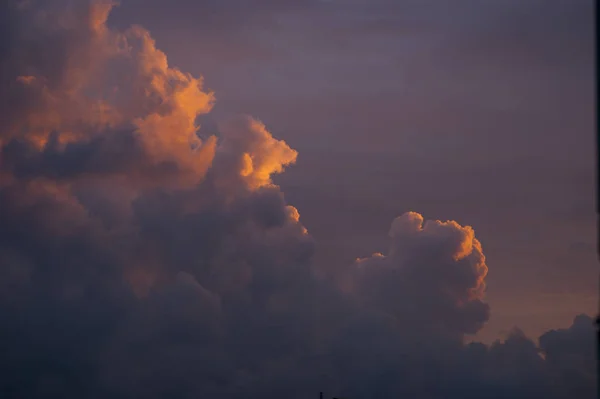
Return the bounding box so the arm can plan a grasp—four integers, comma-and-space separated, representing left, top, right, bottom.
0, 1, 595, 398
341, 212, 489, 339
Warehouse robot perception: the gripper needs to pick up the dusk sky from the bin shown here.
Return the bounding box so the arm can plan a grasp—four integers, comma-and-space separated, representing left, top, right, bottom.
0, 1, 596, 398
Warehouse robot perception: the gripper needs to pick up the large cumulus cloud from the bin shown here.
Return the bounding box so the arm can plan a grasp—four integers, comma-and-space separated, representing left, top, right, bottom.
0, 1, 595, 398
341, 212, 489, 339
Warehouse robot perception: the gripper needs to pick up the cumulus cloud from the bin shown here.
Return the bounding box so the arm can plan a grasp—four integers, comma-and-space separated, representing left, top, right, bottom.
342, 212, 489, 339
0, 1, 595, 398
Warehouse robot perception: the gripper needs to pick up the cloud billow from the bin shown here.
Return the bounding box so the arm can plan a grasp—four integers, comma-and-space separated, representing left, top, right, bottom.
0, 1, 595, 398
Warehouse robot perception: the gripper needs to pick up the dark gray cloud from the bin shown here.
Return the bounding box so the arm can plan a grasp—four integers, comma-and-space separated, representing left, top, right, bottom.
0, 1, 595, 398
339, 212, 490, 339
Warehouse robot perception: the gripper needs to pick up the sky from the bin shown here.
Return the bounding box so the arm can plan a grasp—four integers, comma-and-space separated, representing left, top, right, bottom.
0, 0, 596, 398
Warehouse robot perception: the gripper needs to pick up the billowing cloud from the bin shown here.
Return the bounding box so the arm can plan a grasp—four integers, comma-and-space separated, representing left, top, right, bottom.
0, 1, 595, 398
341, 212, 489, 339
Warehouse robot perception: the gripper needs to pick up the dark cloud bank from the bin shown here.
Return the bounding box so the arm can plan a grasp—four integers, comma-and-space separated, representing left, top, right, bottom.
0, 2, 595, 398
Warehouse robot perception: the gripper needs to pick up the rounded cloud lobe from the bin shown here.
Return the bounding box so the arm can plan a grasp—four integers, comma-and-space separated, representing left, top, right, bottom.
345, 212, 490, 339
0, 2, 595, 398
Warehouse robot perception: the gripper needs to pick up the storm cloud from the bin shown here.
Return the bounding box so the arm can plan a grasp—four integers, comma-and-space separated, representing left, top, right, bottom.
0, 1, 595, 398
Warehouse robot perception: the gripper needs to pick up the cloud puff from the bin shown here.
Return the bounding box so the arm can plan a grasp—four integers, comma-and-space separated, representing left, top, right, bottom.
0, 2, 595, 398
0, 0, 216, 188
341, 212, 489, 339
